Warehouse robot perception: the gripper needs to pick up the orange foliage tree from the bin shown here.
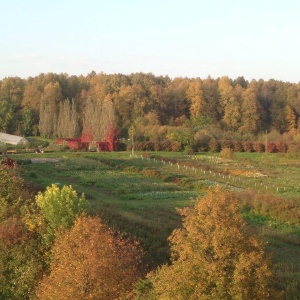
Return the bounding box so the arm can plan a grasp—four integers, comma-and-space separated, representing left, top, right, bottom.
0, 163, 43, 299
150, 187, 281, 300
36, 215, 142, 300
0, 216, 43, 299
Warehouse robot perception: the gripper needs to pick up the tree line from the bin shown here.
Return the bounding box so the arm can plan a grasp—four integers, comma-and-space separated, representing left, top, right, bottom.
0, 72, 300, 148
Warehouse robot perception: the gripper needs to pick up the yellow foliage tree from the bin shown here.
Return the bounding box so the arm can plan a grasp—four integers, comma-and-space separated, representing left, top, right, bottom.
187, 79, 205, 117
150, 187, 281, 300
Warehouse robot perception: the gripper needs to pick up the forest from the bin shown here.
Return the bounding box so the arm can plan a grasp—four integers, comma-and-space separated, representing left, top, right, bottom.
0, 72, 300, 151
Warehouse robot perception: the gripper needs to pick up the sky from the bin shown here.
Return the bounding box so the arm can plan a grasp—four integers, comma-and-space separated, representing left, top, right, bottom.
0, 0, 299, 82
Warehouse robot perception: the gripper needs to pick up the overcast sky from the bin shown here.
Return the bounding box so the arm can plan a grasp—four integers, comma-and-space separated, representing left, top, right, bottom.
0, 0, 299, 82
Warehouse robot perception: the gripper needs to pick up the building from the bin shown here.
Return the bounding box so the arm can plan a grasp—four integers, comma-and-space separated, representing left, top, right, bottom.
0, 133, 29, 145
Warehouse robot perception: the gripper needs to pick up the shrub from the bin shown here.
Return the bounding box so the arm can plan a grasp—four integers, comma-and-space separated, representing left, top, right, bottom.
116, 142, 126, 151
135, 141, 154, 151
274, 141, 288, 153
252, 141, 265, 153
160, 140, 170, 151
266, 142, 276, 153
194, 132, 210, 152
170, 141, 182, 152
232, 140, 243, 152
208, 138, 220, 152
242, 141, 253, 152
184, 145, 194, 155
153, 141, 162, 151
286, 142, 300, 158
219, 147, 235, 159
220, 139, 232, 150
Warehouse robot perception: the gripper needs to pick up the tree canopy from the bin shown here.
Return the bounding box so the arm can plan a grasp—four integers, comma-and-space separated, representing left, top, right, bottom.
36, 215, 142, 300
150, 187, 280, 300
0, 72, 300, 147
35, 184, 87, 245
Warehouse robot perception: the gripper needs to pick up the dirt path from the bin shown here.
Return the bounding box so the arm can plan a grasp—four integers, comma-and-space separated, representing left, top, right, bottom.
31, 158, 61, 163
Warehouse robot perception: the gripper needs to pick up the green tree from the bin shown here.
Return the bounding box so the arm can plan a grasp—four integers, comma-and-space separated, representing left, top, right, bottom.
0, 77, 25, 108
150, 187, 279, 300
20, 108, 36, 136
0, 99, 14, 132
35, 184, 87, 245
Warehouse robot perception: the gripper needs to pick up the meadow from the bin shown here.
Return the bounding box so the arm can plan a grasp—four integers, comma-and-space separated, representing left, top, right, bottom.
11, 150, 300, 297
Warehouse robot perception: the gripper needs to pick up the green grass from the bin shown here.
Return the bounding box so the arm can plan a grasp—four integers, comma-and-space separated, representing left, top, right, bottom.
17, 152, 199, 266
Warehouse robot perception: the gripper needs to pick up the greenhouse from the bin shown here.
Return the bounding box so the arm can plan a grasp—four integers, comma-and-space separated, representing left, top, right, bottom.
0, 133, 29, 145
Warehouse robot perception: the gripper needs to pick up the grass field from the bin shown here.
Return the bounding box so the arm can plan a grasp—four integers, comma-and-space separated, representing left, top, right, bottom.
9, 150, 300, 297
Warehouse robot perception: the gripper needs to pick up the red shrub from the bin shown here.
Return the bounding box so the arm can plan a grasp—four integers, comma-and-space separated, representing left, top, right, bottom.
252, 141, 265, 153
1, 157, 16, 168
242, 141, 253, 152
274, 141, 288, 153
266, 142, 276, 153
232, 140, 243, 152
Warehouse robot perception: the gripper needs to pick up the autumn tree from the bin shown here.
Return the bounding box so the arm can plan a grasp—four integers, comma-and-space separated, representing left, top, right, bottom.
115, 83, 148, 129
218, 76, 234, 112
39, 81, 63, 138
239, 85, 262, 135
285, 104, 298, 131
202, 76, 220, 122
0, 163, 26, 219
22, 83, 42, 113
0, 163, 43, 299
269, 82, 289, 133
150, 186, 279, 300
36, 215, 142, 300
162, 77, 190, 123
218, 77, 242, 131
57, 98, 80, 137
187, 78, 205, 117
82, 96, 116, 142
0, 216, 43, 300
287, 84, 300, 117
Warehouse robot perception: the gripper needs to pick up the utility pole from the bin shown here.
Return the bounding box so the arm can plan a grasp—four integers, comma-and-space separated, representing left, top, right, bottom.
131, 126, 135, 156
265, 129, 268, 153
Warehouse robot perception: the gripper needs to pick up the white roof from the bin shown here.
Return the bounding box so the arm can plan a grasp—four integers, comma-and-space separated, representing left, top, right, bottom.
0, 133, 29, 145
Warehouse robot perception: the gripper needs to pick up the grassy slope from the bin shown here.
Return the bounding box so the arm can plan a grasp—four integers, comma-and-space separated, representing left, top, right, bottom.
12, 150, 300, 296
